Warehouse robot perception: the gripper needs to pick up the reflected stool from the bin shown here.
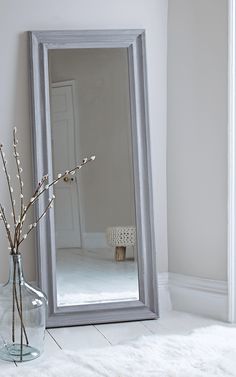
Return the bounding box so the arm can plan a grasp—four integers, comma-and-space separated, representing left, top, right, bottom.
106, 226, 136, 261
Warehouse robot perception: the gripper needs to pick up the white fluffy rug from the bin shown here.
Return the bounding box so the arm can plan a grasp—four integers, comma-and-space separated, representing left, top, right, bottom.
1, 325, 236, 376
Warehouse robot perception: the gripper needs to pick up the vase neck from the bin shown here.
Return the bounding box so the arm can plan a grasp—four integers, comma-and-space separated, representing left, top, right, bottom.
8, 254, 24, 284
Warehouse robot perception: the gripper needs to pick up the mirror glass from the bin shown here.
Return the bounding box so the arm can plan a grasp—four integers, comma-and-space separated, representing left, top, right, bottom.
48, 48, 139, 307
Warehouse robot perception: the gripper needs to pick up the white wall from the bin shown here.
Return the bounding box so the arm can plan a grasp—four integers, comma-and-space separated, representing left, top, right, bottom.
167, 0, 228, 280
0, 0, 168, 282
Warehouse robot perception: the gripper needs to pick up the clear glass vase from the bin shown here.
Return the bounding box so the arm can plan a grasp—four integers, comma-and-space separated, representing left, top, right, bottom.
0, 254, 47, 362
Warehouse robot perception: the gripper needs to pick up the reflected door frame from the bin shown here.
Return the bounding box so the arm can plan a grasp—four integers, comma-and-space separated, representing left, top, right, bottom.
51, 80, 83, 249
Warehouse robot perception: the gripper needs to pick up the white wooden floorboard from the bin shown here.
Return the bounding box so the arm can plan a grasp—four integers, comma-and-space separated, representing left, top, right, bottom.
95, 320, 152, 345
0, 310, 230, 370
48, 325, 110, 350
143, 310, 223, 335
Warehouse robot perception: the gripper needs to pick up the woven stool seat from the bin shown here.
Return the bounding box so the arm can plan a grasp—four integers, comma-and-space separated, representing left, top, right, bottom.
106, 226, 136, 261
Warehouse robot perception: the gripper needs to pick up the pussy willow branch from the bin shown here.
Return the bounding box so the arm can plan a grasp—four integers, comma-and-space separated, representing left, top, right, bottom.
26, 157, 93, 213
17, 156, 95, 240
11, 261, 16, 343
0, 127, 95, 254
17, 260, 24, 361
33, 175, 48, 199
0, 131, 95, 359
18, 197, 55, 246
0, 205, 14, 250
0, 145, 16, 226
11, 258, 29, 348
12, 272, 29, 344
15, 174, 48, 248
12, 129, 24, 249
13, 129, 23, 217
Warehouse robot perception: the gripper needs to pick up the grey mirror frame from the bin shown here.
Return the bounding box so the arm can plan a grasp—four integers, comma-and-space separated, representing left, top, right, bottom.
28, 29, 158, 327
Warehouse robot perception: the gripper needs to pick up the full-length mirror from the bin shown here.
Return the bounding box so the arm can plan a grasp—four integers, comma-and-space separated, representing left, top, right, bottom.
48, 48, 139, 306
29, 30, 158, 327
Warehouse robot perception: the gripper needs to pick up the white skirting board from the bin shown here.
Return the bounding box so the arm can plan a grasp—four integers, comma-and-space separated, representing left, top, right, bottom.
157, 272, 173, 314
157, 272, 228, 321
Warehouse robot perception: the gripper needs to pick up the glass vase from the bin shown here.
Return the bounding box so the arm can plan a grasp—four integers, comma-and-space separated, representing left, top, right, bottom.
0, 254, 48, 362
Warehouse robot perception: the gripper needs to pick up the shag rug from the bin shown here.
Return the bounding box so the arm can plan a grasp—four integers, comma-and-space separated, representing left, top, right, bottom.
1, 325, 236, 377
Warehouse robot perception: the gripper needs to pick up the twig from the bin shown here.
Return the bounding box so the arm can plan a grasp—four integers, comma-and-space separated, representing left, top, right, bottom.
0, 145, 16, 225
12, 128, 24, 248
11, 261, 16, 344
13, 275, 29, 345
18, 196, 55, 246
13, 128, 23, 219
0, 205, 14, 250
15, 174, 49, 248
17, 156, 95, 238
17, 260, 23, 361
0, 128, 95, 358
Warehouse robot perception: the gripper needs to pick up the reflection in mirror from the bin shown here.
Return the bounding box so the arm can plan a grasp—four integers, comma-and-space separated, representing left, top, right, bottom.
48, 48, 139, 307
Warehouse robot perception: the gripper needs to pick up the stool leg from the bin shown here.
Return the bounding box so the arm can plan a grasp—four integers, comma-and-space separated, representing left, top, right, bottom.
115, 246, 126, 261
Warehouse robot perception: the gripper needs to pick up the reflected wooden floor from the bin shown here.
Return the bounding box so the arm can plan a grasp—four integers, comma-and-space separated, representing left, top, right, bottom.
56, 247, 139, 306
